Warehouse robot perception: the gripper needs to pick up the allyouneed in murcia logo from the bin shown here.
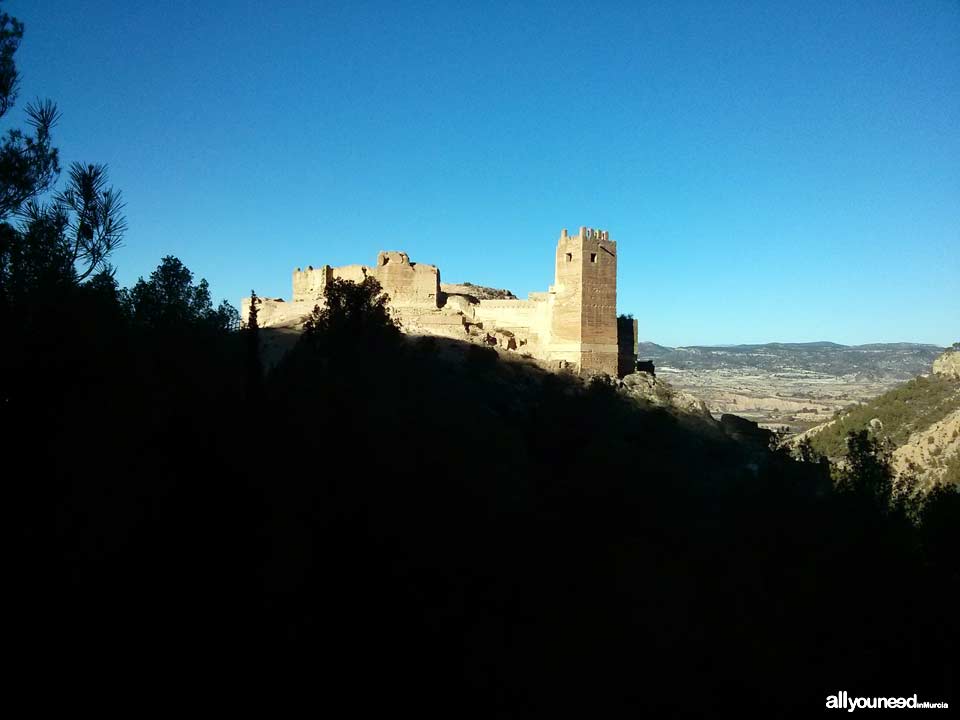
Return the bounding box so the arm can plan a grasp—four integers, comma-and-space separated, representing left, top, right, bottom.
826, 691, 949, 711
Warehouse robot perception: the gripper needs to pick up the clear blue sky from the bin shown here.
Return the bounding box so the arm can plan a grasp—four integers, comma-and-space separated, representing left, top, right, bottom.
8, 0, 958, 346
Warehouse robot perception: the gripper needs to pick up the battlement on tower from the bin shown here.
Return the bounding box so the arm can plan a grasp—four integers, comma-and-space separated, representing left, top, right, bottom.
559, 226, 611, 242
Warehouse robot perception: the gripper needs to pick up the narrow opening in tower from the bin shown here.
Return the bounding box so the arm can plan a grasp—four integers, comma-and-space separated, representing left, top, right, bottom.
565, 253, 572, 262
590, 253, 597, 263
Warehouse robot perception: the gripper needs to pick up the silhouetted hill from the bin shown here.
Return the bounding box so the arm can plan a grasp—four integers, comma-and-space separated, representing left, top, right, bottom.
3, 265, 957, 713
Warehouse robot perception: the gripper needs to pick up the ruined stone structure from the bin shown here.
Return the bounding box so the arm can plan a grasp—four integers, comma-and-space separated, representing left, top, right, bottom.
243, 227, 637, 376
292, 251, 441, 309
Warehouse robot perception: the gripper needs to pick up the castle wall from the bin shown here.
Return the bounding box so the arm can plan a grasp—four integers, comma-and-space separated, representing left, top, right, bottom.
332, 264, 369, 284
475, 299, 538, 328
474, 298, 552, 350
291, 252, 439, 309
550, 231, 584, 346
442, 294, 475, 317
292, 265, 331, 302
249, 226, 628, 377
369, 251, 439, 308
241, 296, 316, 329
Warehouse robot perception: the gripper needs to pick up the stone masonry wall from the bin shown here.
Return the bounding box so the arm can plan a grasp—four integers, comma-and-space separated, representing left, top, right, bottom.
246, 227, 627, 377
369, 251, 439, 308
292, 265, 331, 302
578, 228, 618, 374
548, 227, 618, 374
292, 252, 439, 309
474, 298, 553, 353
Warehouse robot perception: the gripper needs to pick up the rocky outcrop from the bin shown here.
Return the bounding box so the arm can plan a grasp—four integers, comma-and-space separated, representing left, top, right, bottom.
932, 347, 960, 380
892, 408, 960, 487
440, 282, 517, 302
719, 413, 775, 447
618, 371, 713, 418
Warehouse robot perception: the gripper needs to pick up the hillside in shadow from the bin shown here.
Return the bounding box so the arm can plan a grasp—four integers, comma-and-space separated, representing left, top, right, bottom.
4, 265, 956, 715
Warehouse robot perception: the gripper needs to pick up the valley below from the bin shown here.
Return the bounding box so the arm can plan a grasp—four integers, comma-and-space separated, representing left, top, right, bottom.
656, 367, 897, 432
639, 342, 946, 432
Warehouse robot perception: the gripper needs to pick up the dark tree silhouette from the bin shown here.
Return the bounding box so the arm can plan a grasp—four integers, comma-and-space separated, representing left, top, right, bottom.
123, 255, 238, 330
0, 199, 73, 301
54, 162, 127, 280
0, 5, 59, 220
917, 483, 960, 580
0, 5, 21, 116
301, 275, 399, 354
835, 429, 895, 511
0, 99, 59, 220
244, 288, 263, 402
0, 5, 125, 285
246, 288, 260, 331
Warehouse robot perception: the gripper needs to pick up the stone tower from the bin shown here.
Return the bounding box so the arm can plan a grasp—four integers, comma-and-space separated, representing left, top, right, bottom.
549, 227, 619, 375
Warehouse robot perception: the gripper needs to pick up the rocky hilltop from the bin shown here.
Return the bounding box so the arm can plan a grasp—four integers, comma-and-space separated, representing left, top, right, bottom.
617, 370, 712, 418
932, 344, 960, 380
439, 282, 517, 302
891, 409, 960, 487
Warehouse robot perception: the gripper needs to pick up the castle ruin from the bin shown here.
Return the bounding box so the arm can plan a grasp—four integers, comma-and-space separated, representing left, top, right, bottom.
243, 226, 638, 377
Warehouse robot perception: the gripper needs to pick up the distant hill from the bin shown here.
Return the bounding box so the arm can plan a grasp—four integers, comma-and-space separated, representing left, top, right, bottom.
637, 341, 944, 380
637, 341, 675, 355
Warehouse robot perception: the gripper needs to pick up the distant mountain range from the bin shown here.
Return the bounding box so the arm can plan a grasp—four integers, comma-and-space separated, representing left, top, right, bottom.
638, 341, 946, 380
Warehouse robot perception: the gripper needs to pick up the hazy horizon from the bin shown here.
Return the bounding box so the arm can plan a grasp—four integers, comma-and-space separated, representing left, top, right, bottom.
9, 0, 958, 346
640, 339, 950, 349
